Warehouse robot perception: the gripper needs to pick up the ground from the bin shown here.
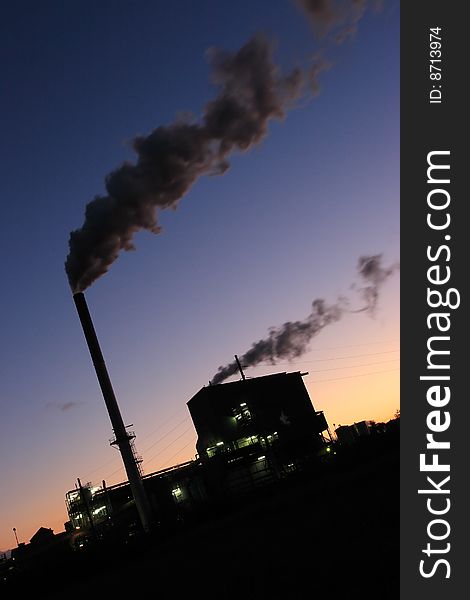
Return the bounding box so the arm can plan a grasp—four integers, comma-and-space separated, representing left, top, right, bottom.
3, 433, 399, 599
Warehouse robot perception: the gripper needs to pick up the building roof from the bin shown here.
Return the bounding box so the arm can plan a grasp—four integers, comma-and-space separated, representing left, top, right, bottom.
30, 527, 54, 545
187, 371, 306, 406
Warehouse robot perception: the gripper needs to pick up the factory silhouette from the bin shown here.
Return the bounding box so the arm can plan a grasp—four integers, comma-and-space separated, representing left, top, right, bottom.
1, 292, 399, 597
0, 3, 399, 594
65, 369, 333, 540
62, 368, 396, 542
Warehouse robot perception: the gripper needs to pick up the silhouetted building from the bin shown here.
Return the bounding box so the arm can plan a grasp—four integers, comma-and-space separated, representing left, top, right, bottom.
188, 371, 330, 496
335, 420, 382, 444
8, 529, 71, 577
354, 420, 370, 437
65, 460, 208, 541
30, 527, 55, 545
335, 424, 358, 445
65, 371, 331, 537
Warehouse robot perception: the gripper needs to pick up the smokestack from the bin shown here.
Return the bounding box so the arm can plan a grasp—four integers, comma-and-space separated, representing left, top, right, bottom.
235, 355, 246, 381
73, 292, 153, 533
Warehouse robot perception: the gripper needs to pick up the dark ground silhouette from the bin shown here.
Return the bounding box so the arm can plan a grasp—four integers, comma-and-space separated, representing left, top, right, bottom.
2, 432, 399, 599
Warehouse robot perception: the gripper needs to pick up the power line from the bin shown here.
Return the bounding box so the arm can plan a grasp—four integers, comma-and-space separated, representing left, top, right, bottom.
307, 367, 399, 384
140, 415, 190, 454
307, 358, 399, 373
102, 462, 126, 483
81, 407, 189, 482
97, 421, 195, 485
156, 436, 197, 472
81, 453, 124, 482
101, 418, 191, 482
144, 423, 195, 468
254, 349, 399, 366
308, 339, 399, 351
138, 405, 187, 443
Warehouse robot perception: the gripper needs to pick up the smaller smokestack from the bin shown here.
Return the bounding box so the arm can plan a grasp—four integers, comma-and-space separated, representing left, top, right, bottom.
235, 355, 246, 381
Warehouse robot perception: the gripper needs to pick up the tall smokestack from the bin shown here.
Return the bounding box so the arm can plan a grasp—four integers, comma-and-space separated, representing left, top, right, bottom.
73, 292, 153, 533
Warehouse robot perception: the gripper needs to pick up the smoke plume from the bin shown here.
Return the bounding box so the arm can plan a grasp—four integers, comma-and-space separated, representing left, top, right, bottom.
65, 35, 306, 292
296, 0, 373, 43
65, 4, 385, 293
210, 254, 398, 384
354, 254, 399, 315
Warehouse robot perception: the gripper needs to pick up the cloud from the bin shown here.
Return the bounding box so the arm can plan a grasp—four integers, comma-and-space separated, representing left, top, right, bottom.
46, 401, 83, 412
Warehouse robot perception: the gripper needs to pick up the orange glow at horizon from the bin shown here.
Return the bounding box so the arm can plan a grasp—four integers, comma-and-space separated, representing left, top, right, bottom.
307, 369, 400, 429
1, 366, 398, 553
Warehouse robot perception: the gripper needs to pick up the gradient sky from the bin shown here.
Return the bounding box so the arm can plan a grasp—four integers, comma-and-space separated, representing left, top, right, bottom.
0, 0, 399, 552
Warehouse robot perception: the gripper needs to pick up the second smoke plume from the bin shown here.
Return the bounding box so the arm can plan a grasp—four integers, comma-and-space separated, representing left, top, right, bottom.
210, 254, 398, 384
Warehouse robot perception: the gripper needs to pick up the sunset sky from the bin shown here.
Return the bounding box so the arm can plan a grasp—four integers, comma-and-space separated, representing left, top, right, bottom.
0, 0, 399, 552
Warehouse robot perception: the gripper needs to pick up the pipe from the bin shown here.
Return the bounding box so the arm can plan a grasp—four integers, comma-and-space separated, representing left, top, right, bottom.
73, 292, 153, 533
235, 355, 246, 381
77, 478, 97, 540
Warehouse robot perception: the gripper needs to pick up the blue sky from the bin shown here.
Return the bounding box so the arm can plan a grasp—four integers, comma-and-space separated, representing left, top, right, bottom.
0, 1, 399, 551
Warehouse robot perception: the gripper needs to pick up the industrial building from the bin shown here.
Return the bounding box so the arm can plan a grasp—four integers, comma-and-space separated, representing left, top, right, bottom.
335, 420, 373, 445
65, 460, 207, 540
188, 371, 331, 495
65, 371, 332, 538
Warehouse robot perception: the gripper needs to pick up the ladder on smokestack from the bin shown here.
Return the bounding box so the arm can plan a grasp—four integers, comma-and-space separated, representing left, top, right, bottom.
110, 427, 144, 477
